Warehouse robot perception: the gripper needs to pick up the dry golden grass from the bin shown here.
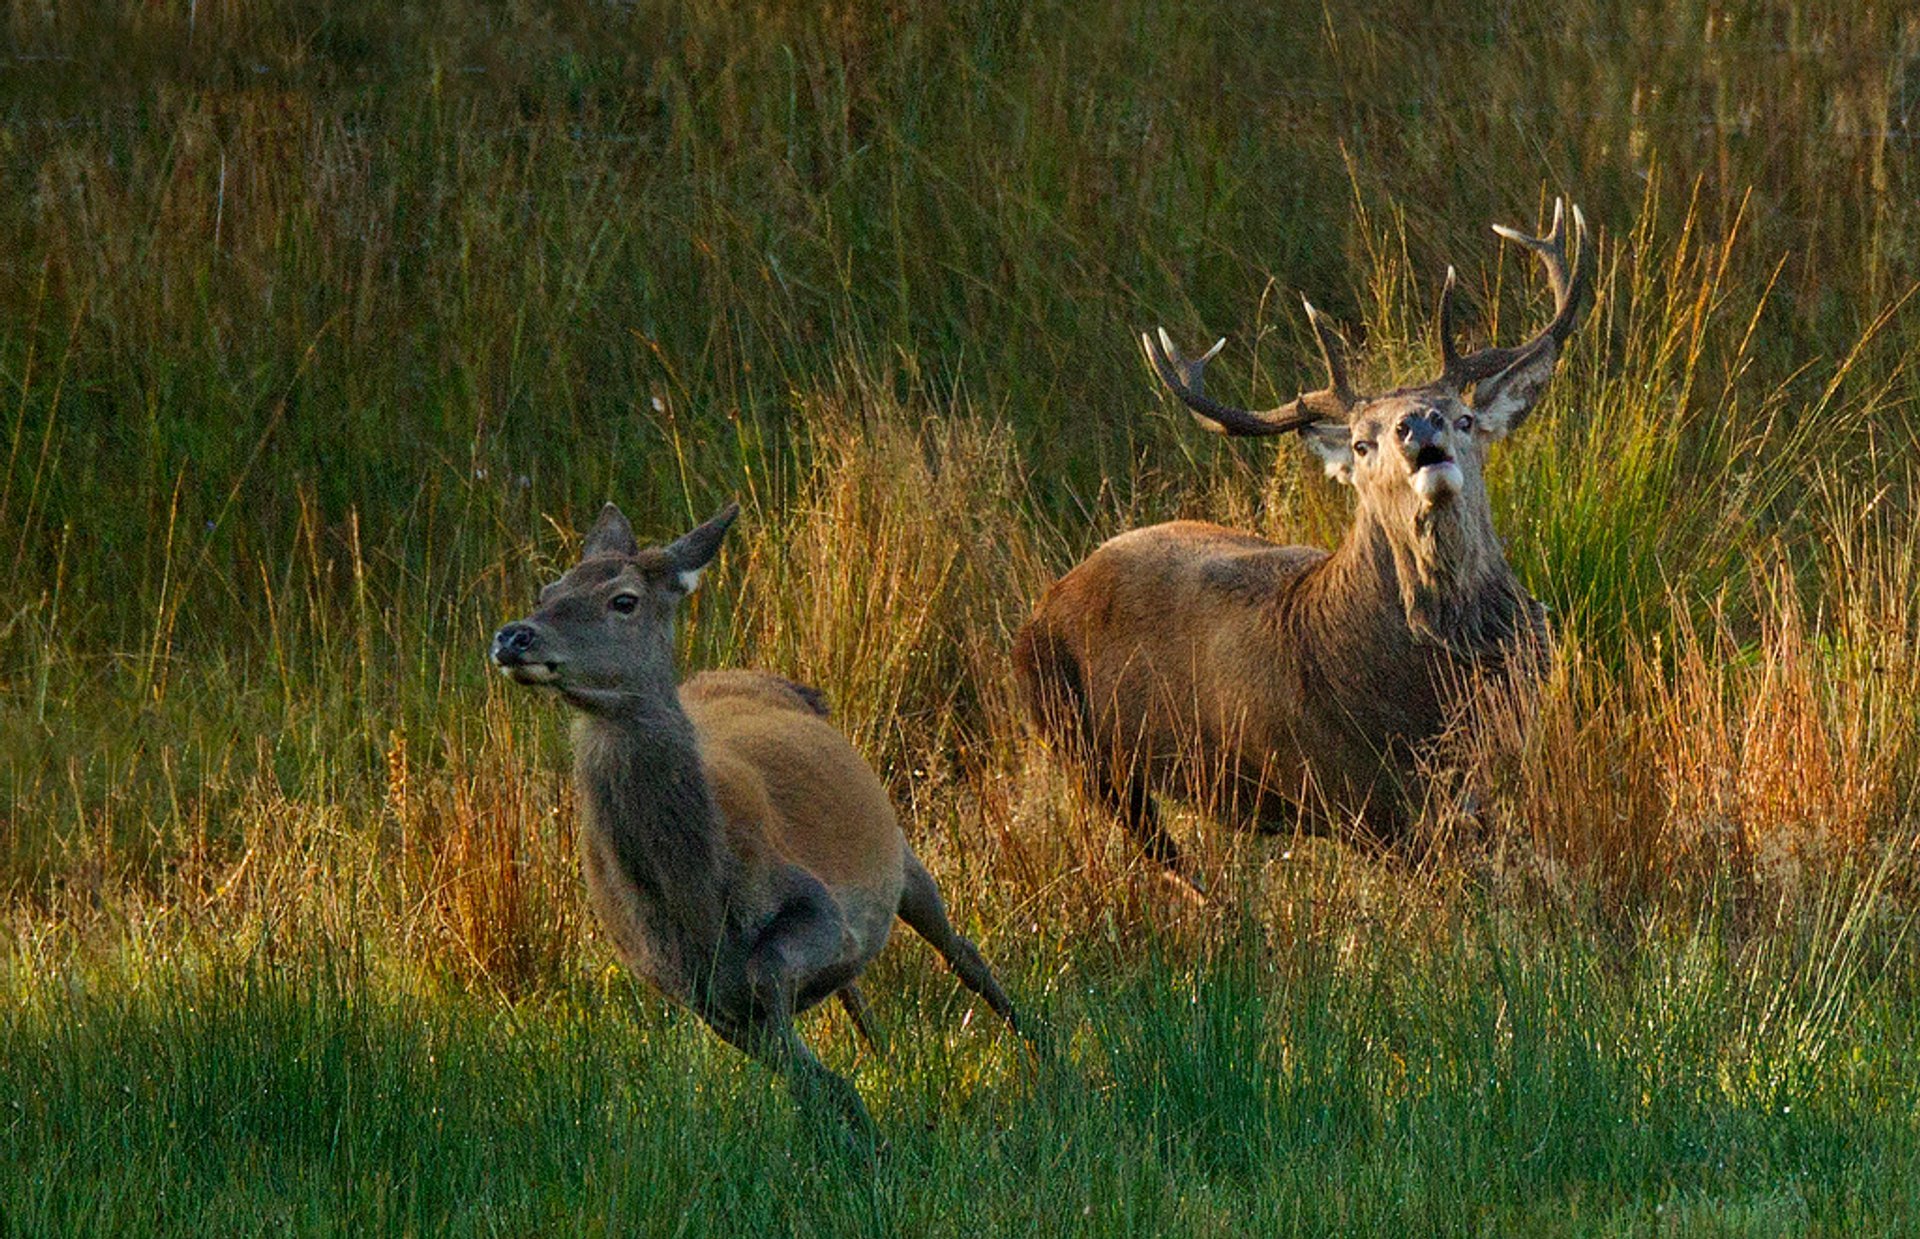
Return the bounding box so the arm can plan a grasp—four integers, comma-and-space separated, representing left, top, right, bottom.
14, 365, 1914, 998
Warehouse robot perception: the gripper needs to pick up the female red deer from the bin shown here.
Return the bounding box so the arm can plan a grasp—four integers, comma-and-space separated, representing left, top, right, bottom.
1015, 201, 1590, 891
492, 502, 1024, 1140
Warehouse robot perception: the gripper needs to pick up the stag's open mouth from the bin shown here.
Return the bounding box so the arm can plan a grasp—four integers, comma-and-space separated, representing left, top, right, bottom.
1409, 446, 1463, 502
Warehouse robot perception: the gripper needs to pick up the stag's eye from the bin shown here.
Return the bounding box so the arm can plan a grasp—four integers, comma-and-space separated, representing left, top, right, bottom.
608, 593, 640, 615
1454, 413, 1476, 432
1352, 440, 1373, 457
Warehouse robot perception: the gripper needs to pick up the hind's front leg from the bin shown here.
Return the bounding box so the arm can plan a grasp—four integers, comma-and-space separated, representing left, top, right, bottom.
744, 874, 867, 1018
711, 873, 874, 1140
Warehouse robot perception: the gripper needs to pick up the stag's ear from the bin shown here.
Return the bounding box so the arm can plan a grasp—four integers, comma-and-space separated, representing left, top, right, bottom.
1468, 343, 1560, 439
662, 502, 740, 594
1300, 422, 1356, 486
581, 503, 639, 558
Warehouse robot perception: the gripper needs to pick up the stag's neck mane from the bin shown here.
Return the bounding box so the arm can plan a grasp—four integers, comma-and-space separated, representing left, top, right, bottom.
1312, 486, 1531, 654
571, 691, 735, 953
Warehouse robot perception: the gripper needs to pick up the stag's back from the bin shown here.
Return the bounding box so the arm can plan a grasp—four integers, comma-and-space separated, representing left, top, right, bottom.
1016, 520, 1411, 820
1017, 521, 1324, 734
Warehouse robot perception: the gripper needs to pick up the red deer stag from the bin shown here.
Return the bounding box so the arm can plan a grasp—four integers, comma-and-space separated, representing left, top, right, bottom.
492, 502, 1026, 1142
1015, 200, 1589, 891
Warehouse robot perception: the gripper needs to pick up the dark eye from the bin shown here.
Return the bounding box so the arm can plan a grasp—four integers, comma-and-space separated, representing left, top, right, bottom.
608, 593, 640, 615
1353, 440, 1373, 457
1454, 413, 1475, 432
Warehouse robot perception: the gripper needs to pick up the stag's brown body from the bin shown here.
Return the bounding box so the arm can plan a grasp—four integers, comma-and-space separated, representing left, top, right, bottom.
1015, 456, 1544, 854
1017, 202, 1588, 883
493, 503, 1023, 1140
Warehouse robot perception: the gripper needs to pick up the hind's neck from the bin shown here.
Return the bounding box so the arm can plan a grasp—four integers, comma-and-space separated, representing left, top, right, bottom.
571, 697, 734, 950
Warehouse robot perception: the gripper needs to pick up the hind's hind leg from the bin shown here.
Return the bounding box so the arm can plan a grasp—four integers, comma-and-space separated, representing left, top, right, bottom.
836, 983, 884, 1055
897, 852, 1024, 1037
710, 882, 877, 1146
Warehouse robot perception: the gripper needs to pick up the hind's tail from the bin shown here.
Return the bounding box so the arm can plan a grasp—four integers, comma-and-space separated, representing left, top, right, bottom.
777, 677, 832, 718
679, 669, 832, 718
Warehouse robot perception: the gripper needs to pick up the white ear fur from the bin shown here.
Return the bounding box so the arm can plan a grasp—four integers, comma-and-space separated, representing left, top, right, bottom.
1470, 344, 1559, 438
662, 502, 739, 587
1301, 423, 1355, 486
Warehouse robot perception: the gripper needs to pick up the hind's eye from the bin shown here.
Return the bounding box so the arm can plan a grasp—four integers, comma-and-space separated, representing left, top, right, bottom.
1454, 413, 1475, 432
1353, 440, 1373, 457
608, 593, 640, 615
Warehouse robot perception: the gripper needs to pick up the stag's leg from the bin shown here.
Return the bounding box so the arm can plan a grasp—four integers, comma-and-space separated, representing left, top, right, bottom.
1021, 622, 1198, 895
1096, 765, 1205, 892
1084, 754, 1208, 902
720, 885, 876, 1142
1018, 624, 1200, 894
897, 851, 1027, 1040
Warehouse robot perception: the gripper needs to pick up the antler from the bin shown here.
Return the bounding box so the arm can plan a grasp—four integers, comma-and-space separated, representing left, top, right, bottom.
1140, 298, 1356, 437
1435, 197, 1589, 390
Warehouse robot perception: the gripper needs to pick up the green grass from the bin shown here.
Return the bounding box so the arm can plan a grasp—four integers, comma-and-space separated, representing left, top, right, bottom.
9, 905, 1917, 1236
4, 1, 1920, 1233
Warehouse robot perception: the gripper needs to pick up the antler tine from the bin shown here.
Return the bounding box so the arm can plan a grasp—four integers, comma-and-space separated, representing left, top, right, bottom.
1140, 324, 1338, 437
1140, 300, 1357, 438
1434, 266, 1464, 381
1489, 197, 1580, 340
1301, 297, 1357, 406
1437, 196, 1591, 389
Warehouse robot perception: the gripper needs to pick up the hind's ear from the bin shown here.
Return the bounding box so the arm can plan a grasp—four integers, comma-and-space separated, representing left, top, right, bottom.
663, 502, 741, 593
581, 503, 638, 558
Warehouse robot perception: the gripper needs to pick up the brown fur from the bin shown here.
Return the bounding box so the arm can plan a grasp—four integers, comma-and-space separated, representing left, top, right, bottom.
682, 670, 906, 906
1021, 206, 1587, 880
494, 503, 1026, 1141
1017, 497, 1544, 869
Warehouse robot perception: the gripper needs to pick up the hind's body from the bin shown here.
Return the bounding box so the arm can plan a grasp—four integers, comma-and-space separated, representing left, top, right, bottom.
686, 670, 905, 934
577, 669, 907, 1015
495, 503, 1026, 1139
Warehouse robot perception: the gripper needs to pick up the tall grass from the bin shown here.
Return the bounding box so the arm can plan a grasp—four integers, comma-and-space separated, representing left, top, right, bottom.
4, 0, 1920, 1232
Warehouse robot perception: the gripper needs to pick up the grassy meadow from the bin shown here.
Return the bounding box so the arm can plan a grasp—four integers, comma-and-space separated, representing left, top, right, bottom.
5, 1, 1920, 1233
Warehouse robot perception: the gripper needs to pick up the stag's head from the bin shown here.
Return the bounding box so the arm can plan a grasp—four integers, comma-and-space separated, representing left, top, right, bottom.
491, 502, 738, 711
1143, 200, 1589, 522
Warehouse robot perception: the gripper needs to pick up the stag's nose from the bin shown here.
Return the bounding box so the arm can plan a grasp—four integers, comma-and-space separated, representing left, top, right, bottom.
1395, 410, 1446, 449
492, 622, 537, 665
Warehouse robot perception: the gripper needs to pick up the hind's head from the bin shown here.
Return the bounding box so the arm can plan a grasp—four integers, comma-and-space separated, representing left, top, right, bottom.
490, 502, 738, 712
